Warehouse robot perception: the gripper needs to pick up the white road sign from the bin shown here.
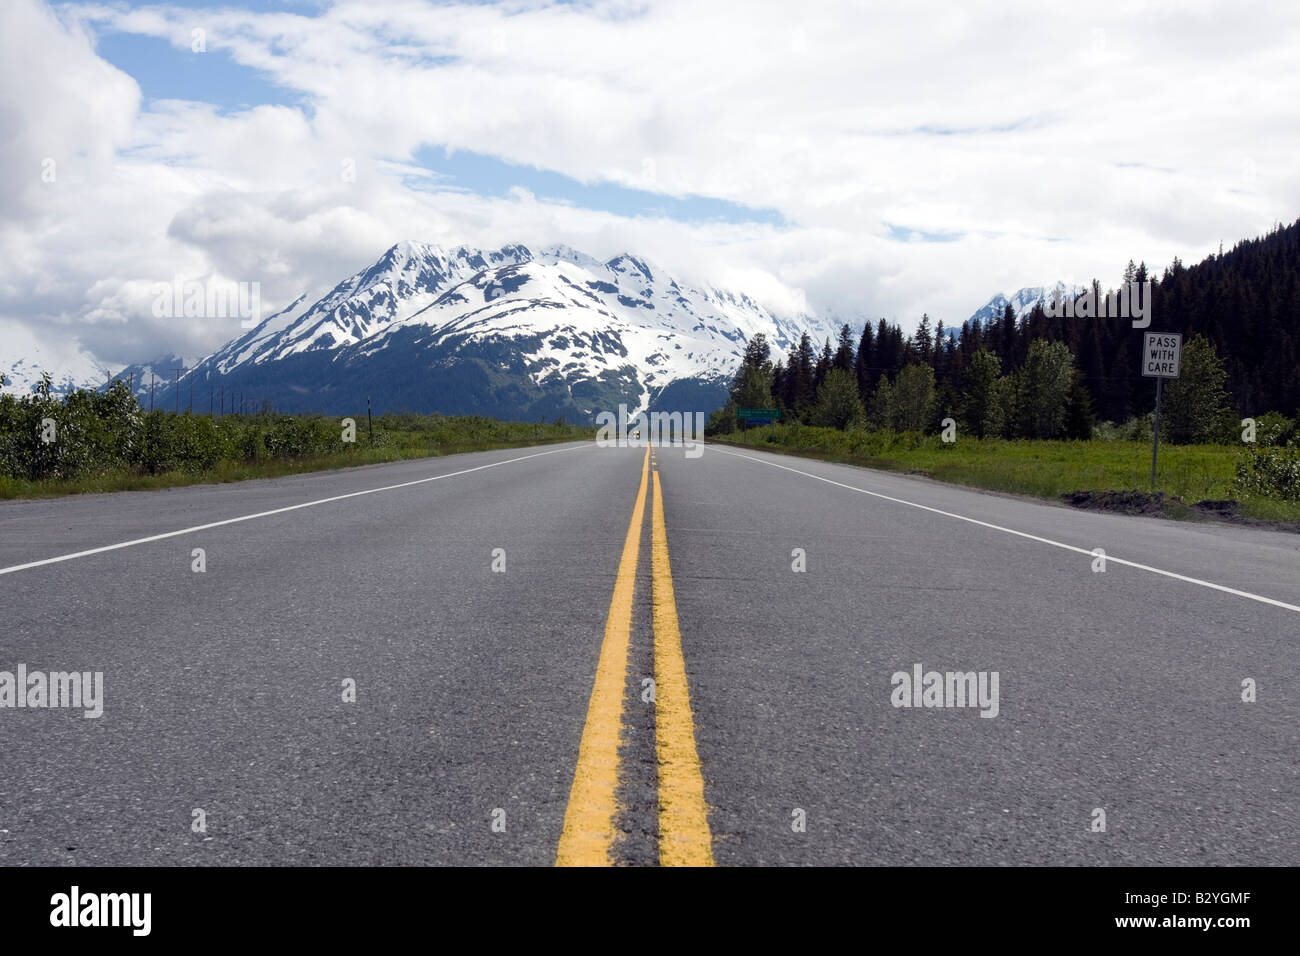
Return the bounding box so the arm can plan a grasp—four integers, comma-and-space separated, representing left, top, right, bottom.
1142, 332, 1182, 378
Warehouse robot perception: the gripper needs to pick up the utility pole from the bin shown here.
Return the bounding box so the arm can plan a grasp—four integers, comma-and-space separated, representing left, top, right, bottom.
367, 396, 374, 446
150, 373, 155, 412
172, 366, 185, 413
221, 385, 225, 416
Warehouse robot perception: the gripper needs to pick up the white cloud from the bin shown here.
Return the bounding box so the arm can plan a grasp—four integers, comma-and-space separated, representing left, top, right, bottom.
2, 0, 1298, 369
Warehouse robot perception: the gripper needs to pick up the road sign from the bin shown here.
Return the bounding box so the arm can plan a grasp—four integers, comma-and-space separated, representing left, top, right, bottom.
1140, 332, 1182, 492
1141, 332, 1182, 378
738, 408, 780, 424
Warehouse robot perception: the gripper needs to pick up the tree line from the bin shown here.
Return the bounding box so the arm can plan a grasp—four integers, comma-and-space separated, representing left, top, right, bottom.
710, 219, 1300, 443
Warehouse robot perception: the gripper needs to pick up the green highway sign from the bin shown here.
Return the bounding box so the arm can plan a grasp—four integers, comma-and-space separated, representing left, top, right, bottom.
738, 408, 780, 423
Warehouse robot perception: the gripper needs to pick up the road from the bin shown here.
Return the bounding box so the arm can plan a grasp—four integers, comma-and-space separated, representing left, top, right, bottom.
1, 440, 1297, 866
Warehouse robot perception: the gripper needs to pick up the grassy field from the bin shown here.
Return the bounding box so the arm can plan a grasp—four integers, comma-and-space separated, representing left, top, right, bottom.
0, 413, 593, 500
716, 424, 1300, 525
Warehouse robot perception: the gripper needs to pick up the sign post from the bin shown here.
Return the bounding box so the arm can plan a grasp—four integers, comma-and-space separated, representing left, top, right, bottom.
1140, 332, 1182, 492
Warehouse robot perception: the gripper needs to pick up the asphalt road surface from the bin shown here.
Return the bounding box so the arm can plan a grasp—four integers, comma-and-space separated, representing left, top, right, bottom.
1, 440, 1297, 866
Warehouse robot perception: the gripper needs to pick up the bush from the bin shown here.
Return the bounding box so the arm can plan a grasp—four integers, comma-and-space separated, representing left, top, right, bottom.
260, 414, 338, 458
705, 401, 739, 436
139, 412, 227, 474
1234, 441, 1300, 501
0, 376, 590, 491
1245, 412, 1296, 446
0, 375, 144, 479
1104, 414, 1153, 442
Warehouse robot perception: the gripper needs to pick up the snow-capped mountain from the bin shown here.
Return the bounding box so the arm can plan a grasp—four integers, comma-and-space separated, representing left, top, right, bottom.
0, 320, 113, 396
152, 241, 841, 419
968, 283, 1088, 327
3, 264, 1108, 416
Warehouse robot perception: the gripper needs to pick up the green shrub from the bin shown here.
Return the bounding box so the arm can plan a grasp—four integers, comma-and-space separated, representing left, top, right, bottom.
139, 411, 227, 474
1246, 412, 1296, 446
1, 378, 591, 493
1234, 442, 1300, 501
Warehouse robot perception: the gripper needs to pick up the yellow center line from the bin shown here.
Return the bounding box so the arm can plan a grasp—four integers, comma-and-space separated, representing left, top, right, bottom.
555, 445, 650, 866
650, 467, 715, 867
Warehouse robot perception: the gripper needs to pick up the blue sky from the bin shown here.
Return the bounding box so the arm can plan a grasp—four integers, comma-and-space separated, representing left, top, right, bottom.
94, 30, 305, 112
409, 147, 786, 224
90, 4, 788, 228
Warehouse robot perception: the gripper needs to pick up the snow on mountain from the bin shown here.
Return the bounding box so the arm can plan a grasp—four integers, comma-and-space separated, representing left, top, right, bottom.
0, 260, 1131, 419
212, 241, 536, 372
968, 283, 1088, 327
165, 241, 841, 419
0, 319, 113, 396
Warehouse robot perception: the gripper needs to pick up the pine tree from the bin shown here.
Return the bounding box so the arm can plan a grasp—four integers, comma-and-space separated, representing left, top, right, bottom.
933, 319, 951, 380
740, 333, 771, 372
730, 333, 773, 403
793, 333, 816, 411
782, 342, 801, 409
1063, 371, 1096, 439
854, 321, 875, 401
833, 324, 855, 372
814, 338, 833, 390
875, 319, 905, 381
914, 314, 933, 366
771, 360, 787, 410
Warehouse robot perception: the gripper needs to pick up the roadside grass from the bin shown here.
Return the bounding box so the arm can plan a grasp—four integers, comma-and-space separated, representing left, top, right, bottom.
0, 415, 592, 500
714, 424, 1300, 524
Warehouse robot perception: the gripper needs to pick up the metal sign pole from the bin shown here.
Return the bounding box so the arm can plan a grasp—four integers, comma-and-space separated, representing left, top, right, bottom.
1150, 375, 1163, 492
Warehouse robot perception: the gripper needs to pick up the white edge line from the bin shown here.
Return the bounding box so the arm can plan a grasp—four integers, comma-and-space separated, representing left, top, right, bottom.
0, 444, 585, 577
714, 446, 1300, 616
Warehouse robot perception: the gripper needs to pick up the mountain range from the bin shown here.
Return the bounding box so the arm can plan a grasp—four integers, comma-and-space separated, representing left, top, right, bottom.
122, 242, 855, 419
3, 241, 1071, 420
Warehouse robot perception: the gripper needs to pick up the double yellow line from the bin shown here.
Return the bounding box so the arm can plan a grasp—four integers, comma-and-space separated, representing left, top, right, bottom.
555, 446, 713, 867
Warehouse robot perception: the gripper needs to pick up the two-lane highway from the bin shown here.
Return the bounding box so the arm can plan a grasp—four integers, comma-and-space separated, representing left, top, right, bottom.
1, 439, 1296, 865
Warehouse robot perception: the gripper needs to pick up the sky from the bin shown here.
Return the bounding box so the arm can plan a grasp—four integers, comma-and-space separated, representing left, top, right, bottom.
2, 0, 1298, 370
